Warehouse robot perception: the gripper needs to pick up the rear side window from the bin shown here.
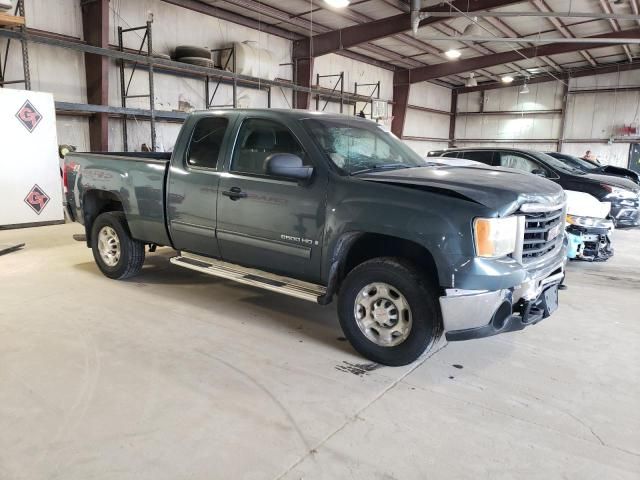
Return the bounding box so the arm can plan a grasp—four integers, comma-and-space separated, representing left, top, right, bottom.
187, 117, 229, 169
458, 151, 494, 165
499, 152, 549, 175
442, 151, 459, 158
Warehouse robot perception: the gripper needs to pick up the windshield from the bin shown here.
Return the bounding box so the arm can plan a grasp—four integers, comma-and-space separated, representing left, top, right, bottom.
551, 153, 598, 172
535, 152, 587, 175
302, 117, 427, 175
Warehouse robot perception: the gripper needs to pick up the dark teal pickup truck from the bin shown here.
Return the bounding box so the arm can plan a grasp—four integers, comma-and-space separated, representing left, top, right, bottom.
65, 109, 567, 365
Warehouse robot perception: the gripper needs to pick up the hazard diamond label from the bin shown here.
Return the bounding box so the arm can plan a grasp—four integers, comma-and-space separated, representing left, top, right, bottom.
15, 100, 43, 133
24, 185, 50, 215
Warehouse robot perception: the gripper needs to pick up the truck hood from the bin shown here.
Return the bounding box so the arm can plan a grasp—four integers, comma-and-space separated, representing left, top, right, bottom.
358, 165, 564, 214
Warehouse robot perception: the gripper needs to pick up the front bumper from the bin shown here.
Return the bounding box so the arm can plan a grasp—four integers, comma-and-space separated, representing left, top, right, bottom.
610, 197, 640, 228
439, 245, 566, 341
566, 224, 613, 262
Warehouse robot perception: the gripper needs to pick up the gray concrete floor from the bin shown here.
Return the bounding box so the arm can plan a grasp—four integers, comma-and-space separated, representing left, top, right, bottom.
1, 223, 639, 480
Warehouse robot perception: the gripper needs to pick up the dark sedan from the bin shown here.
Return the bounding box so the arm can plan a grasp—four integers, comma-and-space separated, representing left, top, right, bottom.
546, 152, 640, 185
427, 147, 640, 227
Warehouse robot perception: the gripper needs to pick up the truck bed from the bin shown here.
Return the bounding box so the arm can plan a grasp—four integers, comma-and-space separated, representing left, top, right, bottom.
65, 152, 172, 246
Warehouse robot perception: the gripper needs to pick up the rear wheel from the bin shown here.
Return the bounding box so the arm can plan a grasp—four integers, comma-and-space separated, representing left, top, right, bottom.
338, 258, 441, 366
91, 212, 145, 279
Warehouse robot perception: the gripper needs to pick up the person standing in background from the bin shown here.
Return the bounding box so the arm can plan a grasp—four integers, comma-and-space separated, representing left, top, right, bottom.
582, 150, 601, 165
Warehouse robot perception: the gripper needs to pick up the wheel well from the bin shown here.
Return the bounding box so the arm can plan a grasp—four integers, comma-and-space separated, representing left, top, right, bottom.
83, 190, 124, 245
340, 233, 439, 288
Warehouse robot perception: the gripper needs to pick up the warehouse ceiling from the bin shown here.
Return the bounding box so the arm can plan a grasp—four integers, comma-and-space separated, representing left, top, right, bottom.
183, 0, 640, 87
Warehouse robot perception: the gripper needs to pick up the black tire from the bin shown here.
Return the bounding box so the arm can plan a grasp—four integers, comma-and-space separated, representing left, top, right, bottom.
176, 56, 215, 68
337, 258, 441, 366
173, 45, 211, 59
91, 212, 145, 280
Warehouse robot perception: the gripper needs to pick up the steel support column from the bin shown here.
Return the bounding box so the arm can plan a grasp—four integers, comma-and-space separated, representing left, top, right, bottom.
81, 0, 109, 151
449, 91, 458, 148
294, 57, 313, 110
391, 71, 409, 138
557, 75, 570, 152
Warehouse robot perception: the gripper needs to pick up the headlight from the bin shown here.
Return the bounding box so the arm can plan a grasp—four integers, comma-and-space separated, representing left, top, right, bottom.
566, 215, 597, 227
602, 184, 637, 200
473, 216, 518, 258
566, 215, 614, 229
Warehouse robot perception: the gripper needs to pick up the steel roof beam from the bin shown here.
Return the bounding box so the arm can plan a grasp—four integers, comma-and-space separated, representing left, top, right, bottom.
530, 0, 597, 67
481, 16, 561, 72
292, 0, 524, 59
423, 10, 640, 20
161, 0, 400, 70
410, 35, 640, 44
212, 0, 427, 69
396, 27, 640, 84
632, 0, 640, 27
161, 0, 300, 40
455, 61, 640, 93
598, 0, 634, 62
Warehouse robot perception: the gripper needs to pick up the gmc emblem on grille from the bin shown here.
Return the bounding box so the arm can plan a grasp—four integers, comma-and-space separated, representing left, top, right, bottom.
546, 223, 561, 241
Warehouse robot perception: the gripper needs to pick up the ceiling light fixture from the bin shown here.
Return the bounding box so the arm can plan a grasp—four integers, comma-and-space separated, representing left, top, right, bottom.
324, 0, 350, 8
462, 16, 481, 36
501, 75, 514, 84
466, 72, 478, 87
445, 49, 461, 60
520, 81, 530, 94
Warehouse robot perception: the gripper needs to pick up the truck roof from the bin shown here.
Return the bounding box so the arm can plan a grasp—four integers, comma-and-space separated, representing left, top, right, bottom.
189, 108, 376, 124
444, 146, 544, 156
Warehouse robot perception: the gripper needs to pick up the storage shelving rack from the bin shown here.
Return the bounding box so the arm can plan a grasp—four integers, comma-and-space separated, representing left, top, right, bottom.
117, 21, 156, 151
0, 17, 388, 151
0, 0, 30, 90
353, 81, 381, 118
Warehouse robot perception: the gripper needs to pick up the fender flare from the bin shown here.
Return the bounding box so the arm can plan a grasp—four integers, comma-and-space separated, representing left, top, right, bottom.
318, 232, 363, 305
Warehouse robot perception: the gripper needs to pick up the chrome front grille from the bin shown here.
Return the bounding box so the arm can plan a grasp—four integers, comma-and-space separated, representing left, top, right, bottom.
518, 204, 565, 264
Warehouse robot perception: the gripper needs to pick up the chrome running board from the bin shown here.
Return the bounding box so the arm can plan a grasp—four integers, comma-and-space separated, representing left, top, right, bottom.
170, 252, 326, 303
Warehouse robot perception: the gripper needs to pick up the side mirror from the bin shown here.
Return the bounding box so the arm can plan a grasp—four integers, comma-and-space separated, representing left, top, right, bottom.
265, 153, 314, 181
532, 168, 547, 177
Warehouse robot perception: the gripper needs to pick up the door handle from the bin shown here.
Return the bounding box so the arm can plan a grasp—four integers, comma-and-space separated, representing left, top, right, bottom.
222, 187, 247, 200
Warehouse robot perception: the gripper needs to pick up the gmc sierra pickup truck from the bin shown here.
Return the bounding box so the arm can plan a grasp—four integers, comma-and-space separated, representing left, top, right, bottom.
65, 109, 567, 366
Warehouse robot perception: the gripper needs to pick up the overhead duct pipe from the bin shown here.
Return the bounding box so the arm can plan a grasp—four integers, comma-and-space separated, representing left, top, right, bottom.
411, 0, 428, 37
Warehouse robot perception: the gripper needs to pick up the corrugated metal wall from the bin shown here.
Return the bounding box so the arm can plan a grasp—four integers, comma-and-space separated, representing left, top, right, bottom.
402, 82, 451, 156
456, 71, 640, 168
2, 0, 638, 164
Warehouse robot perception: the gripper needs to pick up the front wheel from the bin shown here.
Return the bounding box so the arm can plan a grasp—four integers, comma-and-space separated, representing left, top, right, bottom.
337, 258, 441, 366
91, 212, 145, 279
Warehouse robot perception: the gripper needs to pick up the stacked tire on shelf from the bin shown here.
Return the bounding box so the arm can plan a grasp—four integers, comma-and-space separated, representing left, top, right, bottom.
173, 46, 215, 68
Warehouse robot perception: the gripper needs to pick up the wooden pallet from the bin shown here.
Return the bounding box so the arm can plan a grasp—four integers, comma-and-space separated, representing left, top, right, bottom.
0, 12, 25, 28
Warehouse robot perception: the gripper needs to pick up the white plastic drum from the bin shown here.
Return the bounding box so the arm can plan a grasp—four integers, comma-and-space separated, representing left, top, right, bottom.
221, 41, 278, 80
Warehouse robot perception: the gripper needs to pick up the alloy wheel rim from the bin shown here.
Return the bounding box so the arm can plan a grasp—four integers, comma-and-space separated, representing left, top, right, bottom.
98, 226, 121, 267
353, 282, 412, 347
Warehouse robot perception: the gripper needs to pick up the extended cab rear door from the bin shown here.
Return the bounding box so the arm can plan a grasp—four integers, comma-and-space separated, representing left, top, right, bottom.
166, 112, 238, 257
215, 114, 328, 284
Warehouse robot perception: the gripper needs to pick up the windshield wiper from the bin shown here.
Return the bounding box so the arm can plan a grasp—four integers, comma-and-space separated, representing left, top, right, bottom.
350, 163, 413, 175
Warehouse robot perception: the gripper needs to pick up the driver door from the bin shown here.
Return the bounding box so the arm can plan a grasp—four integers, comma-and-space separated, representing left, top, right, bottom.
216, 116, 328, 283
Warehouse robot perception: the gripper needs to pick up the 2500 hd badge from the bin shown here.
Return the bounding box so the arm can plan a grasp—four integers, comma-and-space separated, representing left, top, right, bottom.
281, 234, 318, 246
